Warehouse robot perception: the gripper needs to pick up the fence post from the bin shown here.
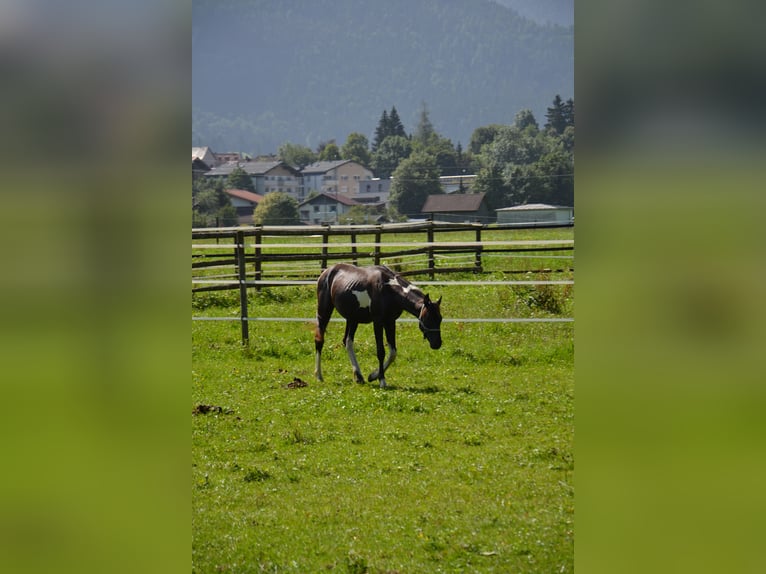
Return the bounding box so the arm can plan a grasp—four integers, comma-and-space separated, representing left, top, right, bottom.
321, 226, 329, 270
474, 225, 483, 273
427, 221, 435, 280
351, 232, 358, 266
253, 227, 262, 291
374, 226, 381, 265
235, 230, 250, 345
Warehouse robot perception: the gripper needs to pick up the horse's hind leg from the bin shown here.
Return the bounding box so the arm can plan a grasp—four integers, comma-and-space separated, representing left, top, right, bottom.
343, 321, 365, 383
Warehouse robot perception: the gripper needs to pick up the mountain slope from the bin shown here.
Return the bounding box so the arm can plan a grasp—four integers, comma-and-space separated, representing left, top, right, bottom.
192, 0, 573, 155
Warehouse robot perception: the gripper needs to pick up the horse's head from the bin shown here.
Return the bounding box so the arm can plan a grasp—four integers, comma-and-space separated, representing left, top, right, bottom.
418, 294, 442, 350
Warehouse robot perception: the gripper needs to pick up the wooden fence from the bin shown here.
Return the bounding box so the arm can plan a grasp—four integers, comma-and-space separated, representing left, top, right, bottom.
192, 221, 574, 344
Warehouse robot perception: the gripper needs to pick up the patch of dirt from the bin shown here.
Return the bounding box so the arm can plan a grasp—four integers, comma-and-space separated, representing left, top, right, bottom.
285, 377, 308, 389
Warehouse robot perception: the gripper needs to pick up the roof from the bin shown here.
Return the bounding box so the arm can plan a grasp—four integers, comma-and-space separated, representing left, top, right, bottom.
206, 160, 299, 177
496, 203, 572, 211
301, 160, 353, 174
299, 192, 360, 207
224, 188, 264, 204
421, 193, 486, 213
192, 146, 212, 160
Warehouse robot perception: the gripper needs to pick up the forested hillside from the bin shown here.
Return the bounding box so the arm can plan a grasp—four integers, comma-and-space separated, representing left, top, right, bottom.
192, 0, 573, 155
490, 0, 572, 27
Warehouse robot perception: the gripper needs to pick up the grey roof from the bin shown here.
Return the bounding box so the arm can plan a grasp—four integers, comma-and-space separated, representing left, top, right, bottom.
421, 193, 486, 213
300, 160, 352, 174
206, 160, 299, 177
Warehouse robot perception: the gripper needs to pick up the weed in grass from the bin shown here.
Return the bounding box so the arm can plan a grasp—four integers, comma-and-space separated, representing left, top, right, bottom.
345, 551, 369, 574
243, 468, 271, 482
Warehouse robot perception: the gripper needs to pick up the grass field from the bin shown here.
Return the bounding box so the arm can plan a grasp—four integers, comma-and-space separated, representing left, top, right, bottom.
192, 228, 573, 573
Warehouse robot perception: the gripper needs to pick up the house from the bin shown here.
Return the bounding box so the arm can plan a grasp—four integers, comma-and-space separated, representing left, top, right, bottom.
205, 160, 302, 200
495, 203, 574, 225
192, 146, 219, 168
298, 192, 360, 225
223, 188, 264, 225
301, 160, 374, 199
420, 193, 491, 223
353, 178, 391, 206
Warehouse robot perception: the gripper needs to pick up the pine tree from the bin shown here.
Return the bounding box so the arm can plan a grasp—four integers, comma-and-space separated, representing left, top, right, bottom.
372, 109, 389, 152
388, 106, 407, 138
544, 94, 568, 135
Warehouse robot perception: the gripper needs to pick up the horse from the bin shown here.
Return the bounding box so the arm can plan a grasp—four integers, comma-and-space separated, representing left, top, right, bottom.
314, 263, 442, 388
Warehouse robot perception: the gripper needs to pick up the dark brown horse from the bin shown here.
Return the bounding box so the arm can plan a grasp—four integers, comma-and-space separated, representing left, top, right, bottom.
314, 264, 442, 388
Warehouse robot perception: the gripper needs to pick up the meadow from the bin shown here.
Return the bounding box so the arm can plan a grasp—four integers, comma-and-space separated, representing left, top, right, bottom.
192, 228, 573, 573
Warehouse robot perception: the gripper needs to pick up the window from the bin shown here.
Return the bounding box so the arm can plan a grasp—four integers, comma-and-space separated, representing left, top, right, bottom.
329, 205, 337, 212
313, 205, 320, 213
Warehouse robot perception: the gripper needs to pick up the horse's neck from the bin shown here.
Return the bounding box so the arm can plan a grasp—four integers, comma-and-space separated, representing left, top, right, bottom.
396, 289, 424, 318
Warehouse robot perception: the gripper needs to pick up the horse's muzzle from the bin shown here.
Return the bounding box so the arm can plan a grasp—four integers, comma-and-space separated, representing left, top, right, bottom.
428, 338, 442, 350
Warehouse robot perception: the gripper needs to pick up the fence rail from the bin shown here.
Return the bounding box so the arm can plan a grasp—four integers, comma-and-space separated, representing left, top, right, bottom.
192, 221, 574, 344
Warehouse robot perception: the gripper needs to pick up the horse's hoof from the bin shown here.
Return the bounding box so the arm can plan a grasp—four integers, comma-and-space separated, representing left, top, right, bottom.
368, 371, 379, 382
379, 380, 387, 389
354, 372, 365, 384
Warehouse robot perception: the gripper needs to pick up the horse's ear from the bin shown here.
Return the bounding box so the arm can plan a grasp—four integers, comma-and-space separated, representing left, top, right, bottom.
436, 296, 442, 306
424, 294, 431, 305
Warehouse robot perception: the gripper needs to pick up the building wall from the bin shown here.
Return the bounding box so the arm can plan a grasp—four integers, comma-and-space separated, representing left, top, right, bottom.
299, 196, 355, 225
333, 163, 373, 196
496, 206, 574, 224
261, 165, 301, 198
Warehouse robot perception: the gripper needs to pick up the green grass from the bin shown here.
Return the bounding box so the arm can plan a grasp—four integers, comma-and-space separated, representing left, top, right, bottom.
192, 277, 574, 572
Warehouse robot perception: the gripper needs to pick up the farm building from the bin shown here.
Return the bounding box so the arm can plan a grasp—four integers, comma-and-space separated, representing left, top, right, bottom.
223, 188, 264, 225
420, 193, 490, 223
298, 192, 360, 225
496, 203, 573, 225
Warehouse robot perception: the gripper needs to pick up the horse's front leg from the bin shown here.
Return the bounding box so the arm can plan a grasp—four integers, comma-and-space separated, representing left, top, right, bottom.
344, 321, 365, 383
369, 321, 396, 386
369, 321, 387, 388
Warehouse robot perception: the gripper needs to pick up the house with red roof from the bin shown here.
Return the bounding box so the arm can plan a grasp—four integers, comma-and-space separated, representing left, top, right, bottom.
223, 188, 264, 225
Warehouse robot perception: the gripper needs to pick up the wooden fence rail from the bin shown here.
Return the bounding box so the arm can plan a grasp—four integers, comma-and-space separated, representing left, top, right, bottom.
192, 221, 573, 344
192, 221, 573, 288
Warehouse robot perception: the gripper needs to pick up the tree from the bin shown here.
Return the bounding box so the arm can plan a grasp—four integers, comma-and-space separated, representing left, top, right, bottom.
341, 132, 371, 167
225, 166, 255, 192
278, 142, 317, 169
371, 109, 389, 152
412, 101, 437, 147
371, 135, 412, 178
562, 98, 574, 128
388, 106, 407, 138
192, 177, 238, 227
544, 94, 569, 135
318, 142, 341, 161
252, 192, 301, 225
469, 124, 503, 154
372, 107, 407, 152
473, 163, 508, 212
514, 109, 539, 133
389, 152, 442, 216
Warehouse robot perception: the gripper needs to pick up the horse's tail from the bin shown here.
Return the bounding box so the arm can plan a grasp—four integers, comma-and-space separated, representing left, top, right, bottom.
315, 265, 337, 340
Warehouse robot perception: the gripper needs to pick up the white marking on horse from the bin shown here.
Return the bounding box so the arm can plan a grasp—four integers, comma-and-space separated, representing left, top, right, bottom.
387, 277, 414, 295
352, 289, 371, 309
